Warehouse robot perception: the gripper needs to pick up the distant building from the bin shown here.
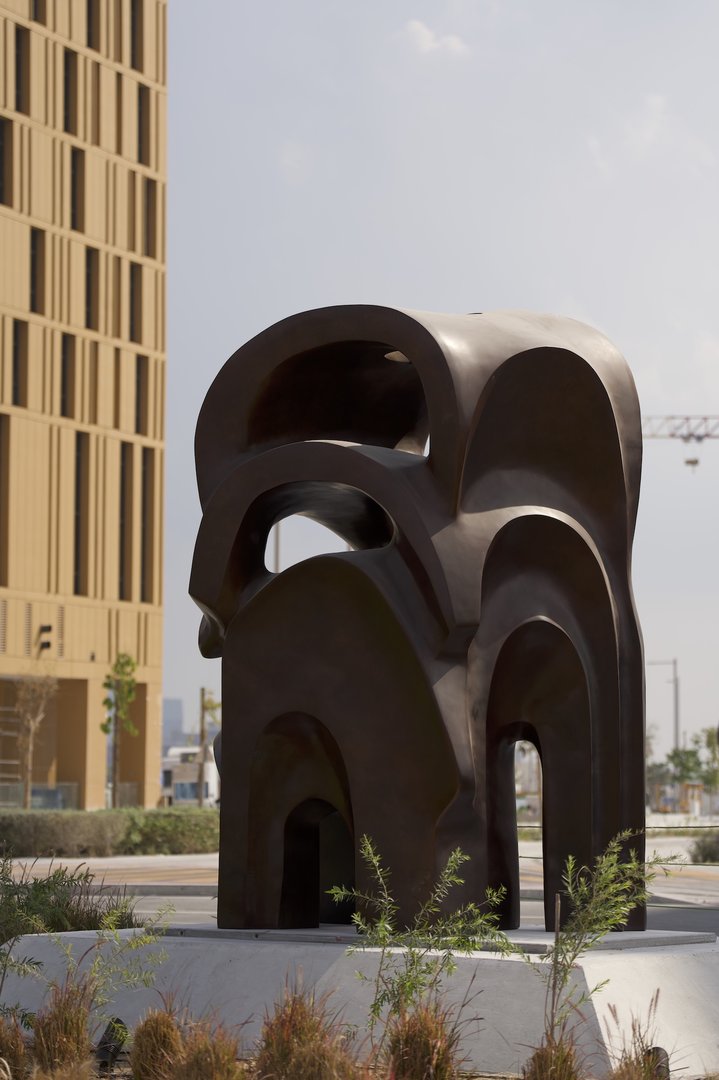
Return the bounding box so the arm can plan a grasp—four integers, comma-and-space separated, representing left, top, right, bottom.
162, 697, 185, 755
162, 744, 220, 806
0, 0, 167, 809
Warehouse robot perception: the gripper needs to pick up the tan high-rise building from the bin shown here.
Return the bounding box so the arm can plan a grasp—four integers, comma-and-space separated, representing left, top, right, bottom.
0, 0, 166, 809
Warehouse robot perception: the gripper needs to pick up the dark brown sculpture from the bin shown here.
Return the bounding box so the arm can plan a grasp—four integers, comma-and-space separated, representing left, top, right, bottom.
191, 306, 646, 932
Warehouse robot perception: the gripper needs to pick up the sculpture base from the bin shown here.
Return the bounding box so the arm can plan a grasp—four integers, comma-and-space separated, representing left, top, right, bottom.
6, 926, 717, 1076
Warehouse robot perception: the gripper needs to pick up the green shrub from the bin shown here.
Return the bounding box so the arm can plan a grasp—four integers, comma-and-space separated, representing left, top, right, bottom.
689, 831, 719, 864
0, 807, 219, 858
0, 855, 138, 946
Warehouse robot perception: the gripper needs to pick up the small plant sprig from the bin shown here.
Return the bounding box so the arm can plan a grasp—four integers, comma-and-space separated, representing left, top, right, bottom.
330, 834, 513, 1037
538, 831, 671, 1042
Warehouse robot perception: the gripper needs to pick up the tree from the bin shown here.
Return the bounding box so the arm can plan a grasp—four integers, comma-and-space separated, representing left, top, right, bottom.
197, 688, 220, 808
14, 676, 58, 810
101, 654, 137, 809
666, 745, 703, 786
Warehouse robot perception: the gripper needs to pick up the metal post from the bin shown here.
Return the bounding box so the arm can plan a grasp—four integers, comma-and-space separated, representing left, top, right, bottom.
198, 687, 206, 808
672, 658, 679, 754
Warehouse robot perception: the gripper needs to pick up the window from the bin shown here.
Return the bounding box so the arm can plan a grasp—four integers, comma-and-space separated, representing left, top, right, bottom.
162, 769, 172, 789
115, 73, 123, 155
0, 119, 12, 206
74, 432, 89, 595
87, 0, 100, 50
89, 342, 99, 424
32, 0, 46, 23
127, 171, 136, 250
91, 62, 101, 146
113, 348, 121, 427
64, 50, 78, 135
135, 354, 148, 434
60, 334, 76, 418
130, 0, 143, 71
143, 178, 156, 258
112, 256, 122, 338
30, 228, 45, 314
129, 262, 142, 342
119, 441, 133, 599
140, 446, 154, 602
12, 320, 28, 407
0, 415, 8, 587
71, 148, 85, 231
114, 0, 123, 62
15, 27, 29, 115
85, 247, 99, 329
137, 84, 150, 165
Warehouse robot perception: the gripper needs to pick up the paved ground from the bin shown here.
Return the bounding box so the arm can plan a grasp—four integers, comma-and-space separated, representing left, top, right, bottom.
13, 833, 718, 936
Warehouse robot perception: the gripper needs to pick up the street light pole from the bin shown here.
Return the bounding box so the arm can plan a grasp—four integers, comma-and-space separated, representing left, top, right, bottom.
647, 658, 680, 753
647, 658, 681, 811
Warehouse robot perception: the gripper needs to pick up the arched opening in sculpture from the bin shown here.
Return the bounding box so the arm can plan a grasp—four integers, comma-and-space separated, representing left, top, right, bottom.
265, 517, 352, 573
279, 797, 355, 928
246, 711, 355, 928
248, 340, 429, 456
486, 619, 593, 930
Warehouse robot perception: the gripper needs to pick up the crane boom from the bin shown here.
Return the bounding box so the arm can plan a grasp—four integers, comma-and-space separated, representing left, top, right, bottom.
642, 416, 719, 441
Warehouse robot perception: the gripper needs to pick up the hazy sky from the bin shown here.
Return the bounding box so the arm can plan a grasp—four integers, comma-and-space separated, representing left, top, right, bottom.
166, 2, 719, 761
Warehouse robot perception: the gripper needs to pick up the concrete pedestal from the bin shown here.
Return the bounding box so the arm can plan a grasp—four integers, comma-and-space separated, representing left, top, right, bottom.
4, 925, 718, 1076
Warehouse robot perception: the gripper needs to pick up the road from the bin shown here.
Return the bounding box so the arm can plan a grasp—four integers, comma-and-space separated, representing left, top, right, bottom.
14, 834, 719, 935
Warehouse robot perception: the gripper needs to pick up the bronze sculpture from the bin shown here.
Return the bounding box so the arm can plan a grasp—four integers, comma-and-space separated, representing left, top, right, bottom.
191, 306, 646, 931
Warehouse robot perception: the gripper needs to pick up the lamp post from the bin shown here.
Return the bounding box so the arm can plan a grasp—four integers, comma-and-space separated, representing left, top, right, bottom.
647, 658, 679, 753
647, 658, 680, 810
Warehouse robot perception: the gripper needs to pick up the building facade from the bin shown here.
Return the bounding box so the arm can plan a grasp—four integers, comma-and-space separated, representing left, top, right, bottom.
0, 0, 166, 809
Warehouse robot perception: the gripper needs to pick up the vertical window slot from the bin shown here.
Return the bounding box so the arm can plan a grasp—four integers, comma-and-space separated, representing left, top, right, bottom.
85, 247, 99, 330
71, 148, 85, 231
0, 119, 13, 207
15, 27, 30, 115
137, 84, 150, 165
129, 262, 142, 343
64, 49, 78, 135
140, 447, 154, 602
30, 228, 45, 314
119, 441, 133, 599
74, 432, 89, 595
12, 320, 28, 407
61, 334, 76, 418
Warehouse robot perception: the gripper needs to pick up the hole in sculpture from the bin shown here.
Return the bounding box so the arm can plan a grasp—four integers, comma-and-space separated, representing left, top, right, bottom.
249, 340, 429, 456
265, 516, 351, 573
279, 798, 355, 928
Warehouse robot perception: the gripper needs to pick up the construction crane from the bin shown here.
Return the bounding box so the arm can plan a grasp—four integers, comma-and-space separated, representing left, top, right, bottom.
642, 416, 719, 468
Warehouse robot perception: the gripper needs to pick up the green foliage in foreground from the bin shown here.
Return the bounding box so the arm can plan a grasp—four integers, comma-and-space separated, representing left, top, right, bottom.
330, 836, 513, 1036
0, 855, 139, 947
0, 807, 219, 858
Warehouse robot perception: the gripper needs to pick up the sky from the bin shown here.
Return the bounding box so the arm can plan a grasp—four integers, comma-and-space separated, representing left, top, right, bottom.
165, 2, 719, 762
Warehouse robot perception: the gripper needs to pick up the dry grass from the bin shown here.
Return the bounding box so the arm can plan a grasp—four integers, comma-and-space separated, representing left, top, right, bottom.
29, 1060, 97, 1079
522, 1038, 584, 1080
253, 986, 357, 1080
175, 1021, 242, 1079
383, 1000, 462, 1080
31, 980, 94, 1074
128, 1008, 183, 1080
0, 1015, 27, 1078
